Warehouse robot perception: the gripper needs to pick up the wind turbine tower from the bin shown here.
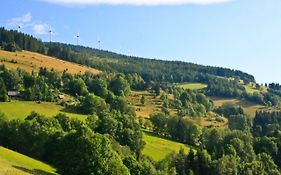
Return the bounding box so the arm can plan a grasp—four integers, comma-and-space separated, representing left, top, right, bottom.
98, 40, 101, 50
17, 25, 21, 32
76, 33, 80, 45
49, 27, 52, 43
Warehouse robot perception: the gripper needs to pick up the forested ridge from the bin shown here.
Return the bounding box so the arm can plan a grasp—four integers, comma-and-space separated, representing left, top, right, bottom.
0, 27, 281, 175
0, 27, 255, 83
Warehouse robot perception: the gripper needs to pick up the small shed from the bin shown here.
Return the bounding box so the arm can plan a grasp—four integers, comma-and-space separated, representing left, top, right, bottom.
58, 94, 65, 99
7, 91, 20, 97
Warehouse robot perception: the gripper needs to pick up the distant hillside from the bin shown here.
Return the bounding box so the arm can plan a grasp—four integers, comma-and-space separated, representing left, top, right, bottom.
46, 42, 255, 84
0, 50, 100, 74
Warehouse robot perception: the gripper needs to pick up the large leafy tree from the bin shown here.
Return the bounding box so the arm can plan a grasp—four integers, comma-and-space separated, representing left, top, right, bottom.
109, 75, 130, 96
53, 127, 129, 175
80, 93, 108, 115
67, 78, 88, 96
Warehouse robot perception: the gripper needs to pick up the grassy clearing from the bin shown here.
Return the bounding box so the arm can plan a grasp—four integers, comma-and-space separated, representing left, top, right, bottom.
0, 50, 100, 74
0, 101, 86, 120
199, 112, 228, 127
0, 146, 56, 175
243, 85, 260, 94
128, 90, 178, 119
142, 132, 190, 161
128, 91, 163, 118
211, 97, 264, 117
178, 83, 207, 90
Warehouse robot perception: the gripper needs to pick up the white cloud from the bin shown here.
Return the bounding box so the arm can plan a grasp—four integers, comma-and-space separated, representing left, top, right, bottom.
8, 12, 32, 27
7, 13, 53, 36
40, 0, 231, 6
32, 23, 50, 35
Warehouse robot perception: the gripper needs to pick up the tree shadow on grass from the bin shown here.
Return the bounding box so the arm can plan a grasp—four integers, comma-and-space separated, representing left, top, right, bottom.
59, 106, 84, 115
12, 165, 57, 175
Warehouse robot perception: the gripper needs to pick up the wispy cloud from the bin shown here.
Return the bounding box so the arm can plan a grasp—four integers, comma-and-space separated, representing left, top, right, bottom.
40, 0, 231, 6
7, 12, 32, 27
7, 13, 53, 35
32, 23, 50, 35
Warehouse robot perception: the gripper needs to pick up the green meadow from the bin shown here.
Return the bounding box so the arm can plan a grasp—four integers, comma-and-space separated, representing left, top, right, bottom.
0, 146, 57, 175
0, 101, 86, 120
142, 132, 190, 161
178, 83, 208, 90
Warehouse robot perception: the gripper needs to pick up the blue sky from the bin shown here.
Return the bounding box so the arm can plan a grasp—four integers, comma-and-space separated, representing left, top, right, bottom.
0, 0, 281, 83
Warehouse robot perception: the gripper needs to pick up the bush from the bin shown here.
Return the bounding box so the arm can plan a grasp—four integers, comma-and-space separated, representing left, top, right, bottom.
4, 42, 21, 52
215, 116, 225, 123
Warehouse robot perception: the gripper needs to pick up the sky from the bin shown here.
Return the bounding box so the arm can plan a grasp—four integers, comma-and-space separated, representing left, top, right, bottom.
0, 0, 281, 83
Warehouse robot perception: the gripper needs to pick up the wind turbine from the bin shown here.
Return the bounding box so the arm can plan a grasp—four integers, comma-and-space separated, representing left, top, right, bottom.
76, 32, 80, 45
97, 39, 103, 50
98, 40, 101, 50
17, 25, 21, 32
49, 26, 53, 43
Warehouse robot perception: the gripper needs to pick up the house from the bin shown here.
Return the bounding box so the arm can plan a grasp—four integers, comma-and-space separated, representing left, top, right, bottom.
7, 91, 20, 97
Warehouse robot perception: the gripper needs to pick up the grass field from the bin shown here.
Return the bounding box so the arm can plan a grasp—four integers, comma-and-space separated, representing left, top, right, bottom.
142, 132, 190, 161
178, 83, 208, 90
0, 146, 56, 175
0, 50, 100, 74
0, 101, 86, 120
211, 97, 264, 117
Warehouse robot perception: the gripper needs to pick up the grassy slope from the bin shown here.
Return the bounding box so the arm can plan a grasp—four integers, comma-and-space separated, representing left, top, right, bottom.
142, 132, 189, 161
211, 97, 264, 117
0, 101, 86, 120
0, 50, 100, 74
178, 83, 208, 90
0, 146, 56, 175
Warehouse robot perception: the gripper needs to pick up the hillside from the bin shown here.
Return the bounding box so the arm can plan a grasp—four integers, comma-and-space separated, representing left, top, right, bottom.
0, 50, 100, 74
46, 42, 255, 84
0, 146, 56, 175
0, 28, 281, 174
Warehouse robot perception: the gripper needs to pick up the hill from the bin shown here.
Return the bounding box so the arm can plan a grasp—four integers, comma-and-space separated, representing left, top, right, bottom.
0, 146, 56, 175
0, 50, 100, 74
0, 27, 255, 84
45, 42, 255, 83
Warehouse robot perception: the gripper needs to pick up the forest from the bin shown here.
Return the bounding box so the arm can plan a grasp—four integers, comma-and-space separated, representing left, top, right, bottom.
0, 28, 281, 174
